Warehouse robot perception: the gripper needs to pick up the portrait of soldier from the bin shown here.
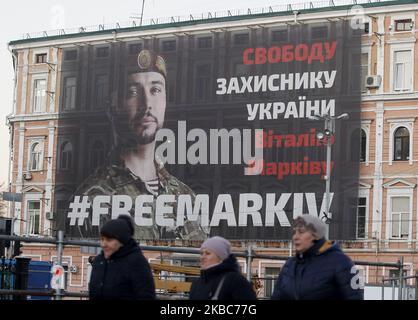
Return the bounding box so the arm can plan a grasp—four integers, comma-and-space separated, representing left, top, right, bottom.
73, 49, 208, 241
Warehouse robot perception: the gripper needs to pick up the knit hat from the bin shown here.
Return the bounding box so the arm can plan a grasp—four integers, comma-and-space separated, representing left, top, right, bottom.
200, 236, 231, 261
293, 215, 327, 239
100, 214, 135, 245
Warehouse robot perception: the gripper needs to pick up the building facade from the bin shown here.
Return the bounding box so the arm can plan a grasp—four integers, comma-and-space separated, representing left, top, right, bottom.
5, 0, 418, 296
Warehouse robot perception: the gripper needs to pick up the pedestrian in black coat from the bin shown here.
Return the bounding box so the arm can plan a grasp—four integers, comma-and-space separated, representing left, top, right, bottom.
88, 214, 156, 300
271, 215, 364, 300
189, 236, 257, 300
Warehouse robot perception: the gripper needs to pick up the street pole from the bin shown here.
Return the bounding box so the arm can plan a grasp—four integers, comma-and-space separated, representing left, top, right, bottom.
324, 117, 333, 240
308, 112, 348, 240
398, 256, 404, 301
246, 244, 253, 282
56, 230, 64, 300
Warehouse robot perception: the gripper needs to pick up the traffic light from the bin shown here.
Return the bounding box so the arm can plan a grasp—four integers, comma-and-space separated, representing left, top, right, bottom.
13, 240, 22, 258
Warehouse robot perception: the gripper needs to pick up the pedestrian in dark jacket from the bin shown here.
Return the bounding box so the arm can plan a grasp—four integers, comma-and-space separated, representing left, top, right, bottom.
272, 215, 364, 300
189, 236, 257, 300
89, 214, 156, 300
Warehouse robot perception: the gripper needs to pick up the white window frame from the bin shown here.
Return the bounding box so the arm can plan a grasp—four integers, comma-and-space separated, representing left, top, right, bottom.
360, 47, 371, 93
390, 43, 414, 93
258, 260, 284, 298
24, 193, 42, 236
27, 138, 44, 172
31, 75, 48, 113
385, 188, 413, 241
27, 200, 41, 235
357, 188, 370, 239
387, 119, 414, 165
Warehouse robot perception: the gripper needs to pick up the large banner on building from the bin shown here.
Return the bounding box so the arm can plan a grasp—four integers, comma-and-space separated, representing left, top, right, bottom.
56, 20, 361, 240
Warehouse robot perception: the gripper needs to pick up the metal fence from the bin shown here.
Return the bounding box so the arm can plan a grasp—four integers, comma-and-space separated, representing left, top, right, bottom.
1, 233, 416, 300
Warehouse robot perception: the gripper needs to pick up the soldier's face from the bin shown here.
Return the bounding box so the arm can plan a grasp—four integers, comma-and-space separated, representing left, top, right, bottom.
125, 71, 166, 145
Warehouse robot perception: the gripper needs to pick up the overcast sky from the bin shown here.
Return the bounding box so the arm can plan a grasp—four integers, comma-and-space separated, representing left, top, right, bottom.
0, 0, 292, 187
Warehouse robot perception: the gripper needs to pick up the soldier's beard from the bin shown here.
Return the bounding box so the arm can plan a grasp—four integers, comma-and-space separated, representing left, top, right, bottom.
135, 127, 158, 145
129, 112, 161, 145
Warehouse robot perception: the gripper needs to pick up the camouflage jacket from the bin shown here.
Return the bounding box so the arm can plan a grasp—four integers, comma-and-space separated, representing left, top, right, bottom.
73, 159, 208, 241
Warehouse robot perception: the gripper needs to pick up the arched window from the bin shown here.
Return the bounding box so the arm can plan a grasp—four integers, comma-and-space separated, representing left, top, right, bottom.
60, 141, 73, 170
29, 143, 41, 171
90, 141, 105, 170
393, 127, 409, 161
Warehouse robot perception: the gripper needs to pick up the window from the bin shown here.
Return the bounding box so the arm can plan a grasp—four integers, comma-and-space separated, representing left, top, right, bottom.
311, 26, 328, 39
96, 47, 109, 58
64, 50, 78, 61
351, 128, 365, 162
167, 68, 176, 103
27, 201, 40, 235
60, 141, 73, 170
395, 19, 413, 32
162, 40, 176, 52
393, 50, 412, 91
388, 269, 408, 285
198, 36, 212, 49
29, 143, 42, 171
94, 75, 109, 108
271, 30, 288, 42
390, 197, 410, 239
81, 245, 101, 255
360, 129, 367, 162
56, 199, 69, 233
33, 79, 46, 112
63, 77, 77, 110
128, 43, 142, 55
393, 127, 409, 161
364, 22, 370, 34
90, 141, 105, 170
35, 53, 47, 64
233, 33, 249, 46
195, 64, 211, 100
356, 197, 367, 238
264, 267, 280, 298
361, 53, 368, 92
